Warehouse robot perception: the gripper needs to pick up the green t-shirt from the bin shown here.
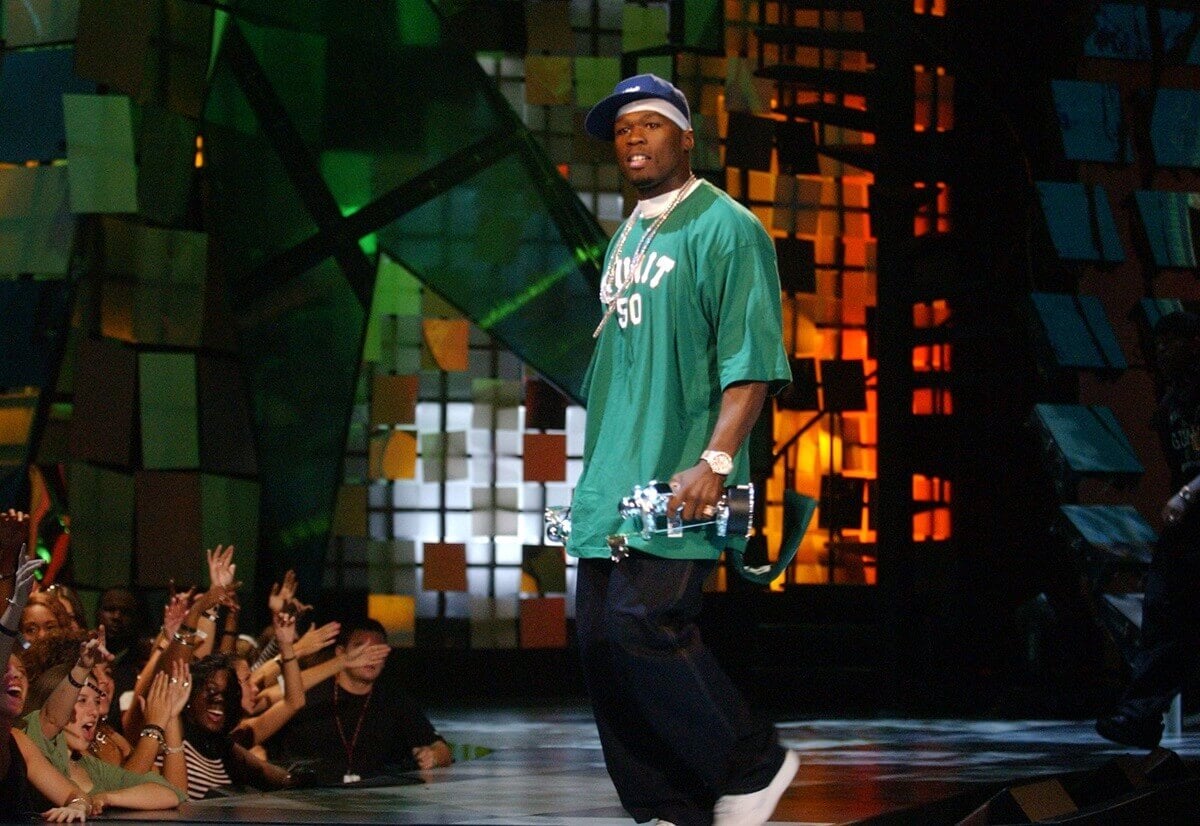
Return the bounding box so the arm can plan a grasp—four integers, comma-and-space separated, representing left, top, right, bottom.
21, 710, 187, 802
566, 180, 791, 560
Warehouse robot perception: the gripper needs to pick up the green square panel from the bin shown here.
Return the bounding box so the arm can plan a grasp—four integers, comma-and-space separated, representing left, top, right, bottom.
1030, 293, 1126, 372
139, 351, 200, 468
67, 462, 134, 588
1033, 403, 1144, 477
377, 154, 602, 399
201, 474, 261, 598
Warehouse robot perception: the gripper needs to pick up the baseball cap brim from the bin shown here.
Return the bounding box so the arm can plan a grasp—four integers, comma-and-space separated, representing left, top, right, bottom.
584, 90, 687, 141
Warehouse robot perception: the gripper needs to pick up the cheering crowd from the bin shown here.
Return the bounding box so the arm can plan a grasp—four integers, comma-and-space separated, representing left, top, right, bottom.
1, 512, 451, 822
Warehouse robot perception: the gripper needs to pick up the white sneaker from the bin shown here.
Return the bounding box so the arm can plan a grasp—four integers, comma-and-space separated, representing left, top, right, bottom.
712, 749, 799, 826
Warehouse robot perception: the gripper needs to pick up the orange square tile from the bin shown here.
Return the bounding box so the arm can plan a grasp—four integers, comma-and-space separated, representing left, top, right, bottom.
523, 433, 567, 482
519, 596, 567, 648
423, 542, 467, 592
370, 374, 418, 425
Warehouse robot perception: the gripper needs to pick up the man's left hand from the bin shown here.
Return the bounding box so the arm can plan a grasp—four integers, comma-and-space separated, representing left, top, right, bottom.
667, 462, 726, 522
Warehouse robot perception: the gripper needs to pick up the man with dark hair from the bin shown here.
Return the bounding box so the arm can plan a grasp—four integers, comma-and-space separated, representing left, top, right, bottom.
96, 586, 143, 723
568, 74, 795, 826
270, 617, 451, 784
1098, 310, 1200, 748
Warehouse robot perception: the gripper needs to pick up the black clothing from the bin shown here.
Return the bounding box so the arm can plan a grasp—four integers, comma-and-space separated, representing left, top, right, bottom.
0, 732, 32, 821
1105, 381, 1200, 743
270, 679, 442, 785
104, 646, 140, 729
1154, 383, 1200, 489
576, 555, 784, 826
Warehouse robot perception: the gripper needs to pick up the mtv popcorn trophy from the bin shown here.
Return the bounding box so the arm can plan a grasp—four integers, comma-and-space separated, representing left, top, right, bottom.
544, 481, 753, 562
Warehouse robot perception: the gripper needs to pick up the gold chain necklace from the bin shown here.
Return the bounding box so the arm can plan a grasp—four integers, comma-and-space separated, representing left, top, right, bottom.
593, 175, 696, 338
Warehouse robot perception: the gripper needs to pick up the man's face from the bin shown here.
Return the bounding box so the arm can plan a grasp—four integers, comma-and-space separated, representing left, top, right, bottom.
613, 109, 693, 199
98, 590, 138, 641
339, 630, 387, 684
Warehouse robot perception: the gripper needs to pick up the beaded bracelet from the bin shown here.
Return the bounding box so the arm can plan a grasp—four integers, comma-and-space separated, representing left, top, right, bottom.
67, 668, 87, 689
162, 743, 185, 755
140, 725, 166, 748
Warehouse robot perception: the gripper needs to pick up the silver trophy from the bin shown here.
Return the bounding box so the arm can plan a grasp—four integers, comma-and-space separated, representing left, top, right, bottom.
545, 480, 754, 562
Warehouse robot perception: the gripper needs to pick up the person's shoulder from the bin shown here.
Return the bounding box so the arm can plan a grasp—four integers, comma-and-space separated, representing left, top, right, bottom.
688, 180, 769, 241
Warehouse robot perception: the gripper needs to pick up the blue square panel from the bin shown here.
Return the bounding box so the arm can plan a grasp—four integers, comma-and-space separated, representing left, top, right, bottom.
0, 47, 96, 163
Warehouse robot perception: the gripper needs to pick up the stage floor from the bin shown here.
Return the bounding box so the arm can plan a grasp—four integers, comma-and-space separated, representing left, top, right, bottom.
107, 705, 1200, 825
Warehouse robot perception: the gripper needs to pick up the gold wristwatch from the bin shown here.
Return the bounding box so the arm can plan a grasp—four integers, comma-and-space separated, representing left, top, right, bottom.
701, 450, 733, 475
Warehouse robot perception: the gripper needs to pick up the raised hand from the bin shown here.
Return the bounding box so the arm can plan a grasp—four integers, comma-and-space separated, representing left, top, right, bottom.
206, 544, 237, 590
166, 661, 191, 719
142, 672, 173, 728
194, 580, 241, 614
343, 641, 390, 670
8, 555, 46, 610
268, 569, 298, 615
294, 621, 340, 658
272, 608, 298, 649
77, 626, 114, 671
162, 584, 196, 638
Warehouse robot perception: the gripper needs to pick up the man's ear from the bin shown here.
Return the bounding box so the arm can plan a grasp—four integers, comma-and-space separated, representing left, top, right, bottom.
682, 129, 695, 152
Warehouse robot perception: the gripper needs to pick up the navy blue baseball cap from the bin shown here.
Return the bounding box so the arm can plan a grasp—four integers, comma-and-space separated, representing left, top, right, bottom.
584, 73, 692, 141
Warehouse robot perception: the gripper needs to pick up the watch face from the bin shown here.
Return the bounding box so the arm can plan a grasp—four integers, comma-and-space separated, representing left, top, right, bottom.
705, 452, 732, 474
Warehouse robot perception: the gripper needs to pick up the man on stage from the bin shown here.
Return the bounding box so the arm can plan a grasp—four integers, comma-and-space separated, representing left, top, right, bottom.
566, 74, 796, 826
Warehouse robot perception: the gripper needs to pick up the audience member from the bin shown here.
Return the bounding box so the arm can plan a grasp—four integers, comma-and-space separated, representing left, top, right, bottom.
20, 592, 70, 643
43, 584, 86, 632
166, 653, 297, 800
95, 586, 143, 714
2, 534, 47, 819
1098, 310, 1200, 748
19, 633, 185, 814
270, 618, 451, 785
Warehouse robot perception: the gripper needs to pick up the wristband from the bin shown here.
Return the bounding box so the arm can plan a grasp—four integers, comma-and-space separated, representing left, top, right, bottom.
67, 668, 87, 689
64, 796, 88, 809
140, 725, 166, 748
162, 743, 185, 755
0, 623, 16, 638
279, 655, 297, 664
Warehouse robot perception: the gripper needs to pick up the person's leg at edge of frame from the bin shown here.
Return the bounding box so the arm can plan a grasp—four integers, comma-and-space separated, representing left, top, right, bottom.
1100, 525, 1200, 748
603, 552, 791, 823
576, 557, 714, 826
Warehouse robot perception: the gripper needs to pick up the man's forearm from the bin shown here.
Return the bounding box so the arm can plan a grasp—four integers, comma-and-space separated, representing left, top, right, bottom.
706, 381, 768, 457
667, 381, 769, 521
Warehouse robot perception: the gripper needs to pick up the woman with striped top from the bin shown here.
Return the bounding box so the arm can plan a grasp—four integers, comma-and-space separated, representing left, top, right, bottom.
166, 654, 296, 800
